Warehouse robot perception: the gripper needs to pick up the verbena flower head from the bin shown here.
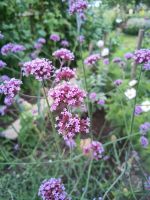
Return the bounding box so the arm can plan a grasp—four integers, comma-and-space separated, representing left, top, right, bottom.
133, 49, 150, 64
113, 57, 122, 63
56, 109, 90, 147
69, 0, 88, 14
1, 43, 13, 55
89, 92, 97, 101
124, 52, 133, 60
0, 32, 4, 39
79, 12, 86, 20
97, 99, 105, 105
37, 38, 46, 44
119, 61, 126, 68
84, 54, 100, 66
139, 122, 150, 135
48, 82, 86, 111
38, 178, 71, 200
77, 35, 85, 43
83, 140, 104, 160
103, 58, 109, 65
30, 51, 38, 59
34, 43, 43, 49
22, 58, 54, 81
0, 78, 22, 105
143, 62, 150, 71
134, 105, 143, 116
11, 44, 26, 53
140, 136, 149, 148
55, 67, 76, 83
0, 105, 7, 116
0, 60, 6, 69
61, 40, 69, 47
0, 75, 10, 82
52, 48, 75, 61
114, 79, 123, 86
50, 34, 60, 42
1, 43, 25, 55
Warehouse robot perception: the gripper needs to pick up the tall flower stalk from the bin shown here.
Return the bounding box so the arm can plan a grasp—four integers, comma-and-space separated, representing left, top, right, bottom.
76, 13, 92, 124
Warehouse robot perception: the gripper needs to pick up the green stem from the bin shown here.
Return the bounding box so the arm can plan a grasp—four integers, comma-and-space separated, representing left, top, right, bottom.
80, 44, 92, 123
80, 159, 93, 200
103, 163, 126, 199
104, 132, 139, 147
129, 65, 142, 136
42, 80, 60, 153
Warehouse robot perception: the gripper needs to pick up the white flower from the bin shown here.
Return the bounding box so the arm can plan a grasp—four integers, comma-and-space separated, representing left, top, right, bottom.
141, 100, 150, 112
97, 40, 104, 48
129, 9, 133, 15
101, 48, 109, 57
129, 80, 137, 87
116, 18, 122, 23
124, 88, 136, 99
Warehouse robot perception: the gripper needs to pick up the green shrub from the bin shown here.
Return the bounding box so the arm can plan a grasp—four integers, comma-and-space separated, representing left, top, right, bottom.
123, 17, 150, 35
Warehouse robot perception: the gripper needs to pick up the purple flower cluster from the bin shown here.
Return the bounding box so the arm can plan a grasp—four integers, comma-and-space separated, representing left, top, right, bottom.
133, 49, 150, 64
89, 93, 105, 106
83, 141, 104, 160
134, 105, 143, 116
114, 79, 123, 86
1, 43, 13, 55
77, 35, 85, 43
11, 44, 26, 53
0, 75, 10, 82
37, 38, 46, 44
48, 83, 86, 111
22, 58, 54, 81
0, 105, 7, 116
119, 61, 126, 68
0, 60, 6, 69
139, 122, 150, 148
140, 136, 149, 148
50, 34, 60, 42
56, 109, 90, 147
79, 12, 86, 20
143, 62, 150, 71
0, 78, 22, 105
112, 57, 122, 63
38, 178, 71, 200
139, 122, 150, 135
84, 54, 100, 66
34, 43, 43, 50
103, 58, 109, 65
61, 40, 69, 47
53, 48, 75, 61
124, 52, 133, 60
30, 51, 38, 59
34, 38, 46, 50
0, 32, 4, 39
97, 99, 105, 105
69, 0, 88, 15
1, 43, 25, 55
55, 67, 76, 83
89, 92, 97, 102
